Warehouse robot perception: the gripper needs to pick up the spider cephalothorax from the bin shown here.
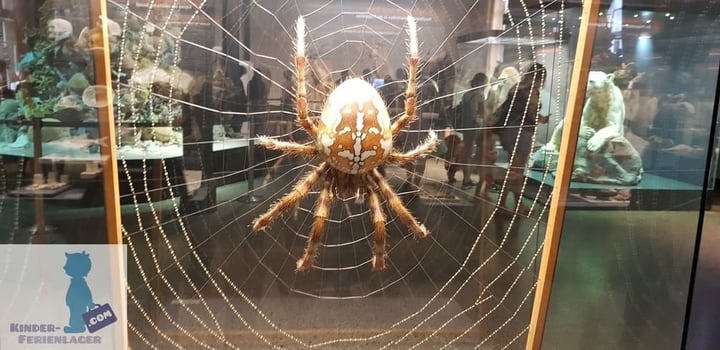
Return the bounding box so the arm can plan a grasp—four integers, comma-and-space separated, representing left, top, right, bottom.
253, 15, 436, 272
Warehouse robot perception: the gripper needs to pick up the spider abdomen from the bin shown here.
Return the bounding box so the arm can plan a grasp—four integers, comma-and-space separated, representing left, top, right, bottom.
317, 78, 393, 174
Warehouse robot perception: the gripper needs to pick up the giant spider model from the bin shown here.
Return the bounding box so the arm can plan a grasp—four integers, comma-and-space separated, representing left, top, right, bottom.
252, 15, 437, 272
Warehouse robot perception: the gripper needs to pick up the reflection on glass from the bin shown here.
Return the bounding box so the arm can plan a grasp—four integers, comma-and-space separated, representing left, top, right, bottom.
2, 0, 714, 348
105, 1, 566, 348
0, 1, 113, 244
542, 2, 719, 349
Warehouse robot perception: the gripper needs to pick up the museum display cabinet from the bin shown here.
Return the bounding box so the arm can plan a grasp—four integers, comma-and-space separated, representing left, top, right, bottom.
536, 1, 720, 348
0, 0, 718, 349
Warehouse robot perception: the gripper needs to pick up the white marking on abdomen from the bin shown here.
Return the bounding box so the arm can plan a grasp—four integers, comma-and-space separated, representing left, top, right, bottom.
320, 133, 334, 155
337, 149, 353, 160
354, 136, 362, 157
338, 126, 351, 135
360, 150, 376, 160
381, 137, 392, 157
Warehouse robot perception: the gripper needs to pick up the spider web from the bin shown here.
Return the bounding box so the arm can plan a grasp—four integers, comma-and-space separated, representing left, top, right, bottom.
105, 0, 573, 348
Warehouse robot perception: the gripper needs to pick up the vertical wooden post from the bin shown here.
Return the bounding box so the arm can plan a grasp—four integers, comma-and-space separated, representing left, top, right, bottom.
89, 0, 128, 348
525, 0, 600, 349
89, 0, 122, 245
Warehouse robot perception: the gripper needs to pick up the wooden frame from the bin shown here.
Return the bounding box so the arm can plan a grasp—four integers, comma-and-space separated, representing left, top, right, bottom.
89, 0, 128, 347
525, 0, 601, 348
89, 0, 122, 244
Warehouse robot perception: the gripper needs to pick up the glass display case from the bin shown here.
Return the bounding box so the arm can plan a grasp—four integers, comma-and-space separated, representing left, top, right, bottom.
539, 1, 720, 349
0, 0, 718, 349
0, 0, 118, 244
107, 1, 564, 348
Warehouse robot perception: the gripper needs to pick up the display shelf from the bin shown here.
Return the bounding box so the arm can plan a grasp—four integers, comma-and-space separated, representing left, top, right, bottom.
643, 146, 708, 186
0, 137, 251, 161
212, 137, 249, 151
523, 168, 703, 210
116, 144, 183, 160
10, 186, 86, 200
0, 143, 33, 157
525, 168, 702, 191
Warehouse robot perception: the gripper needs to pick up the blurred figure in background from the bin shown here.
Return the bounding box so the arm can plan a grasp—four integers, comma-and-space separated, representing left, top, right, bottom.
448, 72, 487, 188
496, 63, 549, 214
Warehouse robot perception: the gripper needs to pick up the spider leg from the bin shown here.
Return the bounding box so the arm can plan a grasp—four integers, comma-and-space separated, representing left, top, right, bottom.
387, 130, 437, 164
369, 169, 429, 239
366, 184, 388, 271
258, 136, 317, 157
252, 162, 329, 231
390, 15, 419, 136
296, 180, 333, 272
294, 16, 318, 138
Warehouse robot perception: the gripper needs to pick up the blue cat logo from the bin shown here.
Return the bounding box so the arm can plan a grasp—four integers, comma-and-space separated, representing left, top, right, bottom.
63, 252, 96, 333
5, 247, 121, 347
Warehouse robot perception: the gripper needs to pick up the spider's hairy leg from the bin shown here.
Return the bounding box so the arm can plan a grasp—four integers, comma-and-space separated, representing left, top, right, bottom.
252, 162, 329, 231
296, 181, 333, 272
294, 16, 317, 138
390, 15, 419, 136
370, 169, 429, 239
388, 130, 438, 164
366, 184, 388, 271
257, 136, 318, 157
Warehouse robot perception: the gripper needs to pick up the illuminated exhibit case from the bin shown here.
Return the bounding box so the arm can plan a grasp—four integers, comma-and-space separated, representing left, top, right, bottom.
0, 0, 718, 349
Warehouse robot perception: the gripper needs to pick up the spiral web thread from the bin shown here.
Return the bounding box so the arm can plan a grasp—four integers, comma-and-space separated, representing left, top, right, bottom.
101, 0, 571, 348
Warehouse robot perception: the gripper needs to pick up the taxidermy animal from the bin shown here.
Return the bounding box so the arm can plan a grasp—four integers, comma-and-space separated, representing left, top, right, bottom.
545, 71, 625, 152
